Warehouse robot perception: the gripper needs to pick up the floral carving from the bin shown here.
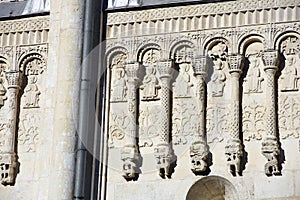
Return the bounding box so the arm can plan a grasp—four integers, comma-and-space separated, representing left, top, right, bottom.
243, 102, 266, 141
279, 96, 300, 139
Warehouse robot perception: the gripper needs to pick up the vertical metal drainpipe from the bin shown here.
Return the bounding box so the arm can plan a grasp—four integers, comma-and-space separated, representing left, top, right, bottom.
74, 0, 94, 199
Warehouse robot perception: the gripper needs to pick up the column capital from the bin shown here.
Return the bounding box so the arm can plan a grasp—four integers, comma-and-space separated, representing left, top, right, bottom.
125, 62, 140, 81
228, 54, 242, 74
192, 56, 207, 76
5, 71, 21, 89
157, 60, 172, 78
262, 50, 278, 71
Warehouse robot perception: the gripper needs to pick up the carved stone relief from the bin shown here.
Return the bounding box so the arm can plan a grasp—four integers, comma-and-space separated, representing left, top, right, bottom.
110, 54, 128, 102
208, 43, 228, 97
206, 105, 229, 144
280, 37, 300, 92
23, 75, 41, 109
138, 106, 160, 147
244, 53, 264, 94
0, 62, 8, 108
279, 95, 300, 139
242, 102, 266, 141
140, 66, 160, 101
18, 113, 40, 153
173, 63, 193, 98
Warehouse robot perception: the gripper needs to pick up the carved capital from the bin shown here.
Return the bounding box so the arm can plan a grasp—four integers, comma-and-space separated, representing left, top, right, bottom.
125, 62, 140, 80
5, 71, 21, 89
225, 138, 242, 176
262, 50, 278, 71
190, 141, 208, 173
121, 145, 140, 180
157, 60, 172, 79
0, 153, 18, 186
228, 54, 242, 74
261, 135, 280, 176
192, 56, 207, 76
154, 144, 172, 178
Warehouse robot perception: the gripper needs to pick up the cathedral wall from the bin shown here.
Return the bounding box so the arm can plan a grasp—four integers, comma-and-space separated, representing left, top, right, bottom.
105, 0, 300, 199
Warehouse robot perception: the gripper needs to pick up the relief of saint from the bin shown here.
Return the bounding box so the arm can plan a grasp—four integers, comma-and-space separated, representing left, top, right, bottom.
24, 75, 41, 108
111, 68, 127, 102
141, 66, 160, 100
280, 54, 298, 91
211, 59, 226, 97
244, 54, 264, 94
173, 63, 193, 98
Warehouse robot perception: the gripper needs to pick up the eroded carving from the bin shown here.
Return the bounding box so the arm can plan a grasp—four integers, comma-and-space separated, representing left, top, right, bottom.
279, 96, 300, 139
280, 54, 298, 91
261, 135, 280, 176
140, 66, 160, 100
111, 67, 127, 102
23, 75, 41, 109
243, 103, 266, 141
225, 138, 242, 175
190, 141, 208, 173
139, 106, 160, 147
173, 63, 193, 98
244, 53, 264, 94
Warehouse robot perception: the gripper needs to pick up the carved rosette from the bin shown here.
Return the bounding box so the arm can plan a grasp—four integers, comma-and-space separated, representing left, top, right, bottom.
190, 57, 209, 173
154, 60, 173, 178
121, 62, 140, 180
0, 71, 22, 185
261, 50, 281, 176
225, 54, 243, 176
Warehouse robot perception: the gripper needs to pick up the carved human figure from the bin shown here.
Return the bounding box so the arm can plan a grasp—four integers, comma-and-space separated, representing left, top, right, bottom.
141, 67, 160, 100
280, 54, 298, 91
24, 75, 41, 108
244, 55, 264, 93
173, 63, 193, 98
211, 59, 226, 97
0, 77, 7, 107
111, 68, 127, 102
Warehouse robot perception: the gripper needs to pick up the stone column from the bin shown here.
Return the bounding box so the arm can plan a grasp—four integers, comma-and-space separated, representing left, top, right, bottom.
154, 60, 173, 178
261, 50, 280, 176
0, 71, 21, 185
121, 62, 140, 180
225, 55, 243, 176
190, 56, 209, 174
48, 0, 85, 198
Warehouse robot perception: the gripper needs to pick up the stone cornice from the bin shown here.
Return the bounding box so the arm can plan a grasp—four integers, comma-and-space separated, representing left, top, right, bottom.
0, 15, 49, 33
107, 0, 300, 25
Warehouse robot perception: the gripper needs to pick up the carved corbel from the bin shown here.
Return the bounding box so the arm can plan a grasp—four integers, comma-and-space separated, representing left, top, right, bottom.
0, 71, 22, 185
121, 62, 140, 180
225, 54, 243, 176
261, 50, 281, 176
155, 60, 173, 178
190, 56, 209, 174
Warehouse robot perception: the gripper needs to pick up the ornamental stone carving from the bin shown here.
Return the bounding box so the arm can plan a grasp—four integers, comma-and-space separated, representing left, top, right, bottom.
121, 62, 141, 180
261, 50, 281, 176
140, 66, 160, 101
173, 63, 193, 98
155, 60, 174, 178
0, 62, 8, 109
23, 75, 41, 108
189, 56, 209, 174
0, 71, 22, 185
280, 37, 300, 92
244, 53, 264, 94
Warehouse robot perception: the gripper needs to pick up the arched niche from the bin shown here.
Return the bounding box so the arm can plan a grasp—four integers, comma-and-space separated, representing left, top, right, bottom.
137, 43, 162, 64
186, 176, 239, 200
169, 40, 195, 63
105, 46, 128, 67
18, 53, 47, 76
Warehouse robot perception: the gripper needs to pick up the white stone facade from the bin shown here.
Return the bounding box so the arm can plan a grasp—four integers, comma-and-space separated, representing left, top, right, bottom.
105, 0, 300, 199
0, 0, 299, 199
